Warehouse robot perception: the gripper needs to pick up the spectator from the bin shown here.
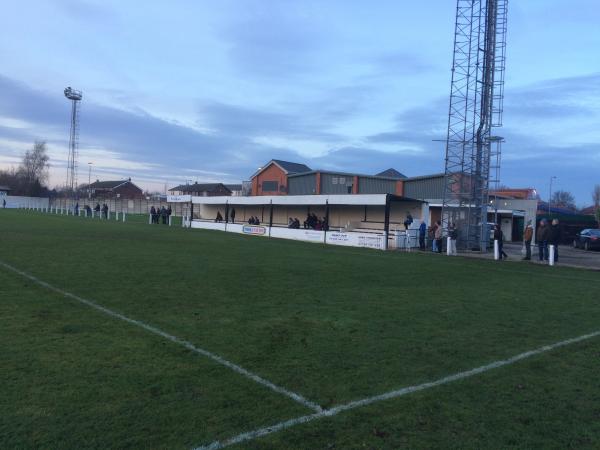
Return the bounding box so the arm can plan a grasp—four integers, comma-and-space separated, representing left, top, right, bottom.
230, 208, 236, 223
74, 202, 79, 216
523, 220, 533, 260
321, 217, 329, 231
292, 218, 300, 229
537, 219, 549, 261
94, 203, 100, 215
215, 211, 223, 222
418, 220, 427, 250
403, 212, 413, 231
549, 219, 561, 263
493, 224, 508, 260
434, 220, 443, 253
2, 198, 5, 208
102, 203, 109, 219
288, 217, 294, 228
448, 223, 458, 255
85, 205, 92, 217
150, 206, 157, 224
167, 206, 172, 218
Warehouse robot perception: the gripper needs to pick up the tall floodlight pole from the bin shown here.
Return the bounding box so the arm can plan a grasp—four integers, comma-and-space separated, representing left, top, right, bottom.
64, 87, 83, 205
441, 0, 508, 251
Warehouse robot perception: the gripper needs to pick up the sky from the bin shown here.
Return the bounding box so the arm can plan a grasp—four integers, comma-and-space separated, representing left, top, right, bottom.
0, 0, 599, 205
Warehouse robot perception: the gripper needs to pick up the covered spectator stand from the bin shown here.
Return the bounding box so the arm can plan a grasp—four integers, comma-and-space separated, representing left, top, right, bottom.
189, 194, 428, 250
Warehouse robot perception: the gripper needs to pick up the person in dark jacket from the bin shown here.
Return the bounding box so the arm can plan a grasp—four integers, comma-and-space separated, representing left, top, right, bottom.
523, 220, 533, 260
537, 219, 550, 261
493, 224, 508, 260
549, 219, 561, 262
230, 208, 236, 223
418, 221, 427, 250
215, 211, 223, 222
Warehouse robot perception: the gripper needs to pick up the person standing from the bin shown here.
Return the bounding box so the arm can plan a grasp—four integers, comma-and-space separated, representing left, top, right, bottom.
419, 220, 427, 250
434, 220, 443, 253
493, 224, 508, 260
549, 219, 561, 263
230, 207, 236, 223
448, 223, 458, 255
523, 220, 533, 260
403, 212, 413, 231
537, 219, 549, 261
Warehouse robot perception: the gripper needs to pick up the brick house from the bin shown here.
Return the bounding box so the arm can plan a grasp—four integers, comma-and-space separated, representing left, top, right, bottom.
87, 178, 144, 199
169, 182, 232, 197
250, 160, 312, 196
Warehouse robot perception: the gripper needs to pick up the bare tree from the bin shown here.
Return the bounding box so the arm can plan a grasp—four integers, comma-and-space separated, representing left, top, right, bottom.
593, 184, 600, 208
551, 190, 576, 210
19, 141, 50, 185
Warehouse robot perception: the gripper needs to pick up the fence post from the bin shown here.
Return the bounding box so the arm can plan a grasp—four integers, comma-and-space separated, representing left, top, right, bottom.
168, 215, 172, 226
148, 214, 152, 225
549, 245, 555, 266
123, 212, 126, 222
494, 240, 500, 260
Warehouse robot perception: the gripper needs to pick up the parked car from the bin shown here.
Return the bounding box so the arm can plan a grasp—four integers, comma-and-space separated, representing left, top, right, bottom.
573, 229, 600, 251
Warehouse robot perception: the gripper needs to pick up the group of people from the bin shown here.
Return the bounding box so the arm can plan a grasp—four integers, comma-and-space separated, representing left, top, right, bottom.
303, 213, 328, 231
523, 218, 561, 262
288, 217, 301, 228
419, 220, 445, 253
247, 216, 260, 225
90, 203, 109, 218
215, 208, 237, 223
150, 205, 172, 224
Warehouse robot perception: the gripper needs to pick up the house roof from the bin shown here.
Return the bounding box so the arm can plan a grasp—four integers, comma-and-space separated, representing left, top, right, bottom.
0, 185, 11, 191
375, 168, 407, 179
489, 188, 538, 200
224, 184, 242, 191
271, 159, 312, 174
581, 205, 599, 215
89, 180, 131, 189
169, 182, 232, 193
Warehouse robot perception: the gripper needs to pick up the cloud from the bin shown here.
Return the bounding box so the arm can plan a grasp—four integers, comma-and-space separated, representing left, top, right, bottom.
219, 4, 328, 79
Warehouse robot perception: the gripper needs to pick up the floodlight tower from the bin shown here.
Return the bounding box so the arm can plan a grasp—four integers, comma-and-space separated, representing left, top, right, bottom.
64, 86, 83, 199
441, 0, 508, 251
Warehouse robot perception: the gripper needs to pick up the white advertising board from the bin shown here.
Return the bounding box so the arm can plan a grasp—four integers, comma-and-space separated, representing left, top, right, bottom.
234, 224, 269, 236
190, 221, 226, 231
270, 227, 325, 243
167, 195, 191, 203
326, 231, 385, 250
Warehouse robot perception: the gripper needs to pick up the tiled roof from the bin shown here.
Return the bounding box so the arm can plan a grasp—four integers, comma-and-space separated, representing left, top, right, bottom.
169, 183, 231, 193
272, 159, 311, 174
375, 168, 407, 179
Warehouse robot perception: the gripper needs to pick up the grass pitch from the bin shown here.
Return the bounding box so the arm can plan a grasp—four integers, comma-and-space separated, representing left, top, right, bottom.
1, 209, 599, 449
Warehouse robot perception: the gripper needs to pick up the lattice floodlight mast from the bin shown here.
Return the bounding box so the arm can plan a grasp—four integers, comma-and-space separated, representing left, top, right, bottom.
442, 0, 507, 251
64, 87, 82, 201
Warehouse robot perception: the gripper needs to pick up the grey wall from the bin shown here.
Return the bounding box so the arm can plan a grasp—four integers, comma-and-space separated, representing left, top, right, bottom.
288, 174, 317, 195
358, 177, 396, 194
403, 176, 445, 200
321, 173, 353, 194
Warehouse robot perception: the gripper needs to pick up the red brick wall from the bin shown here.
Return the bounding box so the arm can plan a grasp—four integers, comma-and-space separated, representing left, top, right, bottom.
395, 180, 404, 196
252, 163, 288, 196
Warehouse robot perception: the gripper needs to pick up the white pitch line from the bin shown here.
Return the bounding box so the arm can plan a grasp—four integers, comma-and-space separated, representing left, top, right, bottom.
0, 260, 322, 413
195, 329, 600, 450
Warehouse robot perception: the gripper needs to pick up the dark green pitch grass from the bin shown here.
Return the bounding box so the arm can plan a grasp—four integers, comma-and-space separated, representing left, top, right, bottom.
1, 209, 599, 449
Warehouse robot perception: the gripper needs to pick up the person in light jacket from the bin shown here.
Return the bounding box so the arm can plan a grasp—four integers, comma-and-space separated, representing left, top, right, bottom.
434, 221, 443, 253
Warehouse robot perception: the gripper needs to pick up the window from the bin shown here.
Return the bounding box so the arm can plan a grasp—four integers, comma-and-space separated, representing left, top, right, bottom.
262, 181, 278, 192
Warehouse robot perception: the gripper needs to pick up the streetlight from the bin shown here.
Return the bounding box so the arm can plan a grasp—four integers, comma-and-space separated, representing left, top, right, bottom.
88, 162, 93, 199
548, 176, 557, 217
